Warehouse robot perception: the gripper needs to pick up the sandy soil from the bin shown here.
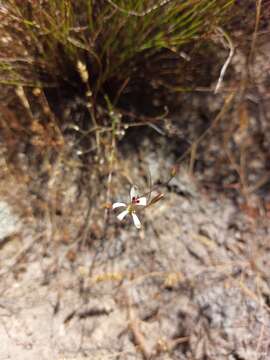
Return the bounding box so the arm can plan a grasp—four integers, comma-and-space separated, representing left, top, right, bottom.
1, 155, 270, 360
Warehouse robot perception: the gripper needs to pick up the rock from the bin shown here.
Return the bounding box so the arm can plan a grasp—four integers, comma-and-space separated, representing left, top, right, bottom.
0, 201, 20, 242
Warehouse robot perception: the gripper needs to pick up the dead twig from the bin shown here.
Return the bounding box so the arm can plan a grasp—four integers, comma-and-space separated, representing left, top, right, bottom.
125, 290, 152, 360
214, 27, 234, 94
248, 0, 262, 74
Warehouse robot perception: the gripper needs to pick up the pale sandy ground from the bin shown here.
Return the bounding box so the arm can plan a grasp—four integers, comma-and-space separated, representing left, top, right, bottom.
1, 164, 270, 360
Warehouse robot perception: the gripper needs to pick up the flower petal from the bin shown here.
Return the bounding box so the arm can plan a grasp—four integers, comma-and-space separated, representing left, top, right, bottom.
112, 202, 126, 209
117, 209, 129, 221
130, 185, 138, 201
136, 196, 147, 206
132, 213, 142, 229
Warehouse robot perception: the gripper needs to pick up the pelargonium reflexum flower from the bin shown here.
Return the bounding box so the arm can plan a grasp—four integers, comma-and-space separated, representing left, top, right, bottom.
112, 186, 147, 229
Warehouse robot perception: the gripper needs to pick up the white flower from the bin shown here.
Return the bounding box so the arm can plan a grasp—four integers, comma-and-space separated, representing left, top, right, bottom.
112, 186, 147, 229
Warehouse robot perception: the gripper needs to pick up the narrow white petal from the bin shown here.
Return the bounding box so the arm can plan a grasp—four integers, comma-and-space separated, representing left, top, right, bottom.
132, 213, 141, 229
130, 185, 138, 201
117, 209, 129, 221
112, 202, 126, 209
136, 197, 147, 206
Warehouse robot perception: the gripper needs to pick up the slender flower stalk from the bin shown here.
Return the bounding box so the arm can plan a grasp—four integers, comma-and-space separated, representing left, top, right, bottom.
112, 186, 147, 229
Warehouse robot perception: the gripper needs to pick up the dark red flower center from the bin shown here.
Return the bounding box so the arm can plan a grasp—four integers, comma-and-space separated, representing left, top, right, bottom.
132, 196, 140, 204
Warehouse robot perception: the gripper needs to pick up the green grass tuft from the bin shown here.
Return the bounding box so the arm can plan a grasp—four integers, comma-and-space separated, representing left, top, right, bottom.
0, 0, 234, 97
